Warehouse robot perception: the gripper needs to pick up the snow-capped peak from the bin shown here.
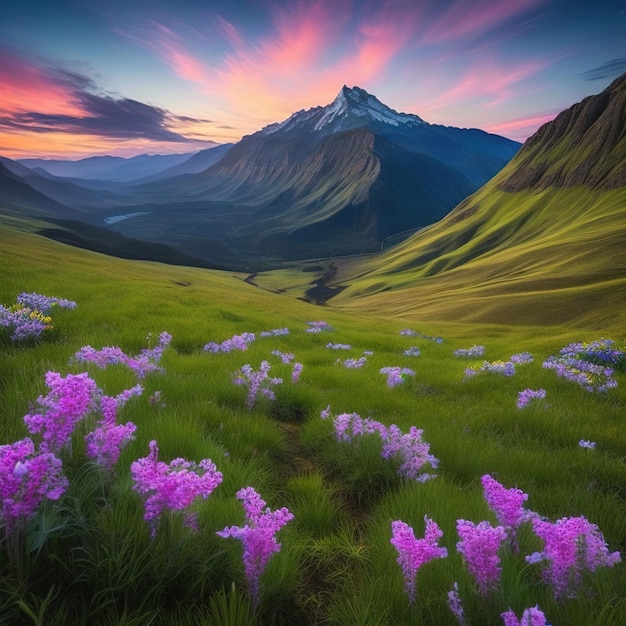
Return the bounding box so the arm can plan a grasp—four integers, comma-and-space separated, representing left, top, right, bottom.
260, 85, 424, 136
314, 86, 424, 131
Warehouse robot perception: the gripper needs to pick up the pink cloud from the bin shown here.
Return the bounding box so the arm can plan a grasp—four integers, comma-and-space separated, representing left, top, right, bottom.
483, 111, 559, 141
0, 49, 84, 117
135, 0, 424, 132
420, 0, 548, 46
417, 57, 549, 116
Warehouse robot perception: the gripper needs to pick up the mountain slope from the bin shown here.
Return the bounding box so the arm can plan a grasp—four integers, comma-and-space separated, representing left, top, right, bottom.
324, 73, 626, 330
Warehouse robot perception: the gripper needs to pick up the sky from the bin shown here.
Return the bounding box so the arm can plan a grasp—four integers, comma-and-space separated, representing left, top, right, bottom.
0, 0, 624, 159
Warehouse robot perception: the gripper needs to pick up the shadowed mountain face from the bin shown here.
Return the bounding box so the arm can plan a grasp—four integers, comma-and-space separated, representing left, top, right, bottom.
328, 73, 626, 327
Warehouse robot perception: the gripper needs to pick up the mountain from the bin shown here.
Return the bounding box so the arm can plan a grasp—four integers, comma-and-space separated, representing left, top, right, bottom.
111, 86, 519, 267
322, 73, 626, 328
17, 151, 200, 182
0, 160, 82, 220
134, 143, 234, 182
0, 157, 133, 209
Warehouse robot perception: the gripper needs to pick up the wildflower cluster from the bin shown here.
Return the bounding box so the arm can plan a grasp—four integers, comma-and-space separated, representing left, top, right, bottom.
390, 516, 447, 603
403, 346, 421, 357
558, 338, 626, 369
380, 366, 415, 387
510, 352, 534, 364
0, 438, 68, 535
501, 606, 548, 626
338, 356, 367, 368
233, 361, 283, 409
271, 350, 294, 364
204, 332, 255, 353
481, 474, 530, 546
306, 320, 332, 333
326, 342, 351, 350
517, 388, 546, 409
217, 486, 294, 604
400, 329, 443, 342
74, 331, 172, 379
259, 327, 289, 337
130, 440, 223, 537
24, 372, 100, 453
1, 292, 76, 342
543, 354, 617, 392
456, 519, 507, 595
454, 345, 485, 358
85, 388, 141, 470
526, 515, 621, 599
579, 439, 596, 449
465, 359, 516, 378
330, 411, 438, 481
16, 292, 77, 312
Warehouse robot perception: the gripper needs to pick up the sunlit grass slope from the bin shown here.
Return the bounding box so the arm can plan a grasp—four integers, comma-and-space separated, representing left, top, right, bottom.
1, 219, 625, 625
327, 183, 626, 333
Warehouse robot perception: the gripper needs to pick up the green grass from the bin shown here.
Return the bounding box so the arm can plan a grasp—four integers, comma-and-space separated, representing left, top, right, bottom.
1, 219, 625, 624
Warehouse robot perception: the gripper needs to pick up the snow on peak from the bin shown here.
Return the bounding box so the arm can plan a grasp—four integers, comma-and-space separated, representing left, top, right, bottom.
314, 85, 424, 131
260, 85, 425, 136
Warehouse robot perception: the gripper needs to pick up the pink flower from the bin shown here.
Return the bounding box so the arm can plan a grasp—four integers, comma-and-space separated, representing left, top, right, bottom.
456, 519, 507, 595
217, 487, 294, 604
390, 517, 448, 603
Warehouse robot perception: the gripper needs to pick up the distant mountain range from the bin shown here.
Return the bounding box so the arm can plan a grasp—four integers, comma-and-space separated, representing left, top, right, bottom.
2, 86, 520, 269
327, 72, 626, 327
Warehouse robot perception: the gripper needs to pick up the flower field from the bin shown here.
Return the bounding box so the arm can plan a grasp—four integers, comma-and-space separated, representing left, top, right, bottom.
1, 229, 625, 625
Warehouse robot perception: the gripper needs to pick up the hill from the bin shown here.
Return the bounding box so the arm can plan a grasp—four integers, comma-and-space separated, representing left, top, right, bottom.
253, 74, 626, 332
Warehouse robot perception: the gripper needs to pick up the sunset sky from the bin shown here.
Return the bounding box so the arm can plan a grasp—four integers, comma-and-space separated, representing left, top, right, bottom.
1, 0, 624, 159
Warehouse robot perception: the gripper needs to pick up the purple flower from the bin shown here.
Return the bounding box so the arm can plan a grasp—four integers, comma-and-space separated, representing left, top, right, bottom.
204, 332, 255, 353
233, 361, 282, 409
85, 392, 138, 471
326, 342, 351, 350
131, 440, 222, 538
217, 486, 294, 604
501, 606, 549, 626
579, 439, 596, 449
24, 371, 100, 453
271, 350, 294, 364
517, 388, 546, 409
525, 515, 621, 599
390, 517, 447, 603
0, 438, 68, 534
456, 519, 507, 595
481, 475, 529, 548
73, 332, 171, 379
291, 362, 303, 383
16, 292, 76, 313
510, 352, 534, 364
403, 346, 421, 357
260, 328, 289, 337
454, 345, 485, 358
329, 410, 438, 481
306, 321, 332, 333
320, 405, 331, 420
339, 356, 367, 368
543, 344, 618, 392
447, 582, 467, 626
380, 366, 415, 388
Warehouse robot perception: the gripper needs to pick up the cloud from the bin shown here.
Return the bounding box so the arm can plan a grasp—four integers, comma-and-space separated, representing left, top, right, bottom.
0, 46, 206, 143
580, 59, 626, 81
419, 0, 548, 46
483, 110, 559, 141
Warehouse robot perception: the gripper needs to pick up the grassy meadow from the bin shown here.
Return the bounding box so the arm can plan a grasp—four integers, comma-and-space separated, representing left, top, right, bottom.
1, 221, 625, 625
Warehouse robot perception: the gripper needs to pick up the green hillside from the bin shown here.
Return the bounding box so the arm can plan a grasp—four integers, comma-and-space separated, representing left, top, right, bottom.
1, 215, 625, 625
